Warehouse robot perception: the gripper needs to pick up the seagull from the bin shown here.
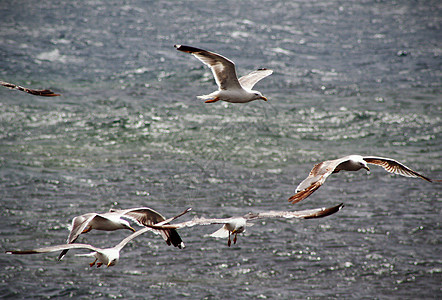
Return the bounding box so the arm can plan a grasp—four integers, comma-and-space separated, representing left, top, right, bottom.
1, 80, 60, 97
6, 208, 191, 268
142, 203, 343, 247
288, 155, 433, 204
174, 44, 272, 103
7, 227, 152, 268
58, 207, 190, 260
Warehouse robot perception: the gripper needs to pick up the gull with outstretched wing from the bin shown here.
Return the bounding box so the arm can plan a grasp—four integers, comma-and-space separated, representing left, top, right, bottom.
175, 45, 272, 103
289, 155, 433, 204
143, 204, 343, 247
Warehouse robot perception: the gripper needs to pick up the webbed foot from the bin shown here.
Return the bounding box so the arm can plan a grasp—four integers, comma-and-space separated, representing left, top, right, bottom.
89, 258, 97, 267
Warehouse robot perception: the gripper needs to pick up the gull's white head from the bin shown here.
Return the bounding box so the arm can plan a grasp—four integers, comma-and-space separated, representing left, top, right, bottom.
107, 257, 119, 267
250, 90, 267, 101
361, 161, 370, 172
97, 249, 120, 267
225, 218, 247, 233
120, 219, 136, 232
348, 155, 370, 172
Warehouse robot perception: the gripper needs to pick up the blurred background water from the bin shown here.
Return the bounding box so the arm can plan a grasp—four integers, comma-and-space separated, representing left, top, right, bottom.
0, 0, 441, 298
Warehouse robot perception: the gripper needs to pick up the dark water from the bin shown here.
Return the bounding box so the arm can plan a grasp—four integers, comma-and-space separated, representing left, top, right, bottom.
0, 0, 441, 298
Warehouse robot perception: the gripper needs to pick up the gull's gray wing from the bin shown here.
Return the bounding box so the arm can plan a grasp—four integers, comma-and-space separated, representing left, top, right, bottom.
114, 227, 152, 250
115, 207, 167, 226
363, 156, 432, 182
139, 216, 238, 230
115, 207, 176, 247
114, 207, 190, 248
7, 243, 100, 255
114, 208, 192, 250
238, 69, 273, 90
288, 157, 351, 204
157, 208, 192, 225
1, 80, 60, 97
58, 213, 98, 260
175, 45, 242, 90
65, 214, 97, 244
246, 203, 344, 220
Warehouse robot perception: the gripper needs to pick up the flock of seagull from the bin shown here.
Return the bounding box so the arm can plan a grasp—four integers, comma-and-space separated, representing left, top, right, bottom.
3, 45, 437, 268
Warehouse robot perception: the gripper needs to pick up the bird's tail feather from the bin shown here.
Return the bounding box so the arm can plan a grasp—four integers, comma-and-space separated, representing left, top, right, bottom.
210, 226, 229, 238
197, 94, 214, 101
197, 91, 218, 101
75, 252, 96, 257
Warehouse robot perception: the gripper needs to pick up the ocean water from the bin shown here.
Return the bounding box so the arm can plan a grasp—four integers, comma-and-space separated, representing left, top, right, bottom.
0, 0, 441, 298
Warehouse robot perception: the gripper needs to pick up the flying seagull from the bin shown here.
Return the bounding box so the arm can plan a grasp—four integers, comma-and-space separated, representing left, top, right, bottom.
6, 208, 191, 268
58, 207, 190, 260
288, 155, 433, 204
7, 227, 153, 268
142, 203, 343, 247
174, 44, 272, 103
1, 80, 60, 97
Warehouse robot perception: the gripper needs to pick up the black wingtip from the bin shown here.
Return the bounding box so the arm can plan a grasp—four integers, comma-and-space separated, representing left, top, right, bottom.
169, 229, 185, 249
174, 45, 205, 53
422, 175, 433, 183
5, 250, 38, 255
58, 249, 68, 260
325, 202, 345, 216
28, 89, 61, 97
303, 203, 344, 219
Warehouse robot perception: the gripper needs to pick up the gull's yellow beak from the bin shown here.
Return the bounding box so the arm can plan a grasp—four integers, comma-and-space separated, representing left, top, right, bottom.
107, 262, 112, 268
363, 166, 370, 172
260, 96, 268, 101
129, 226, 136, 232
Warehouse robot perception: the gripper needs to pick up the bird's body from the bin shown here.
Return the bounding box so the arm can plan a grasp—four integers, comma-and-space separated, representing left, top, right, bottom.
174, 45, 272, 103
222, 218, 247, 234
142, 204, 344, 246
58, 207, 188, 260
197, 89, 265, 104
76, 246, 121, 267
209, 218, 248, 246
74, 212, 135, 233
85, 248, 119, 267
289, 155, 433, 204
333, 155, 370, 172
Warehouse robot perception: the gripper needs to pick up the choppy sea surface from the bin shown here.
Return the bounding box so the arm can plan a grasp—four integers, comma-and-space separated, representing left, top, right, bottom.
0, 0, 441, 298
